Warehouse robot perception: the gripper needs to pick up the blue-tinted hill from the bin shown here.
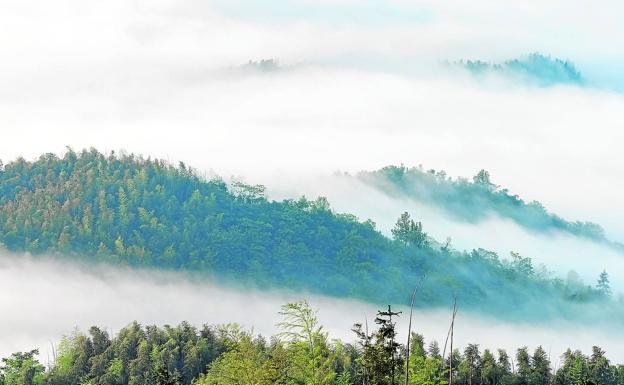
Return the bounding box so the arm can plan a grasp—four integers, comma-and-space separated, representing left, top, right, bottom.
357, 165, 622, 251
453, 53, 583, 86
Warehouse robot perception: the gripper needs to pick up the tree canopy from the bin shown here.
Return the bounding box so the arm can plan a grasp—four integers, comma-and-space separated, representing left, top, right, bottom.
3, 302, 623, 385
0, 149, 619, 322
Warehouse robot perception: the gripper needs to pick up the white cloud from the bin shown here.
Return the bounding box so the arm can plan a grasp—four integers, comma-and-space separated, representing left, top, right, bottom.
3, 63, 623, 235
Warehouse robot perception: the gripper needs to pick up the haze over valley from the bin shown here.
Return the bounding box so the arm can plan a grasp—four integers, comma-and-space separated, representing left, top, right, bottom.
2, 1, 624, 384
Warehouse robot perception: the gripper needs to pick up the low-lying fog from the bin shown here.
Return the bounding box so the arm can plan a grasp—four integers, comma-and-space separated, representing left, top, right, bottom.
1, 252, 623, 365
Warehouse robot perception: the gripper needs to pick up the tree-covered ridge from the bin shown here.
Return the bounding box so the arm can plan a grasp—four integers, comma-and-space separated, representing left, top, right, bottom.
2, 301, 623, 385
357, 165, 620, 249
451, 53, 583, 86
0, 149, 617, 321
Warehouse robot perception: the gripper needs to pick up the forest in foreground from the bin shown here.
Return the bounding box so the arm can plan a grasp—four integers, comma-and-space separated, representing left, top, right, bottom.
0, 149, 620, 323
1, 301, 622, 385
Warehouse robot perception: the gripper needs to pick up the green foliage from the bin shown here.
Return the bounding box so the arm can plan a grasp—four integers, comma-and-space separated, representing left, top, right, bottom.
1, 302, 624, 385
197, 302, 351, 385
352, 306, 404, 385
390, 212, 428, 248
195, 328, 274, 385
407, 334, 447, 385
277, 301, 324, 349
43, 322, 223, 385
276, 301, 339, 385
0, 149, 619, 321
358, 165, 612, 246
0, 350, 45, 385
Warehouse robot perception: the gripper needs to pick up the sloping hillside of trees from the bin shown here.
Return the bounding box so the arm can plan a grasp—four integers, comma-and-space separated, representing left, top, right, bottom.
1, 301, 623, 385
0, 149, 617, 321
357, 165, 619, 250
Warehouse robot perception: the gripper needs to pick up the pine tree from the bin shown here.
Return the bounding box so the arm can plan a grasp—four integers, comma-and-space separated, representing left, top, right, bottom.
529, 346, 550, 385
597, 270, 611, 298
391, 212, 428, 248
352, 305, 403, 385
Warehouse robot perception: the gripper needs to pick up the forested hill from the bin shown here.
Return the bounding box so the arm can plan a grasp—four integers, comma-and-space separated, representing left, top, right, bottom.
356, 165, 621, 250
0, 149, 617, 321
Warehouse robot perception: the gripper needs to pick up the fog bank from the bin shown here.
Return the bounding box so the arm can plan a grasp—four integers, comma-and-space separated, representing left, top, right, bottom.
1, 252, 623, 365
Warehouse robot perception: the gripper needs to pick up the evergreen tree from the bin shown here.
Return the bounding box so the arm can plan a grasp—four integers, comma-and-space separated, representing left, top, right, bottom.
352, 305, 403, 385
391, 212, 428, 248
516, 347, 531, 385
529, 346, 551, 385
597, 271, 612, 298
463, 344, 481, 385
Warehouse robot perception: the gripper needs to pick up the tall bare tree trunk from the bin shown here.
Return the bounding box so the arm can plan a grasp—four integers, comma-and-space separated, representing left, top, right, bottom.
448, 298, 458, 385
405, 274, 427, 385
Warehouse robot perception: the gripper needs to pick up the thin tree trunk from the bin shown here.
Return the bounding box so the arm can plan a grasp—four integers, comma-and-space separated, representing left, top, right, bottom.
405, 287, 417, 385
449, 298, 458, 385
405, 274, 427, 385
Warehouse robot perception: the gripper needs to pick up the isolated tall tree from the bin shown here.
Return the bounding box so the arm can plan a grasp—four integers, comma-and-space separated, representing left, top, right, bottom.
391, 212, 428, 248
597, 270, 611, 298
473, 170, 496, 189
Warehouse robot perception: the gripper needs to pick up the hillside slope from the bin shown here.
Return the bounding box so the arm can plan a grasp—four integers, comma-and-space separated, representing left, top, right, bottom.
356, 165, 619, 249
0, 149, 617, 321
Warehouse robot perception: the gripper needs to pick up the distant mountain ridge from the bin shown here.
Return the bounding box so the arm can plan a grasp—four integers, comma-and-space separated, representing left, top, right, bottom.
451, 53, 583, 86
355, 165, 623, 252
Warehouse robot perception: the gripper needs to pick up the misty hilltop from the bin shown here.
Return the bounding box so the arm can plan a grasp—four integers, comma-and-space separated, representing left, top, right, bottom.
0, 149, 619, 323
354, 165, 620, 251
450, 53, 583, 86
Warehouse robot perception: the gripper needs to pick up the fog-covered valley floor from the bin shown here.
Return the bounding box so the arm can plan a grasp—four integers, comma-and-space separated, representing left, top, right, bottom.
2, 252, 623, 365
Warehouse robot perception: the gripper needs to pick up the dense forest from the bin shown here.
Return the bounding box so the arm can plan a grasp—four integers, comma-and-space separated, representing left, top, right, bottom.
356, 165, 618, 249
451, 53, 583, 86
1, 301, 623, 385
0, 149, 619, 321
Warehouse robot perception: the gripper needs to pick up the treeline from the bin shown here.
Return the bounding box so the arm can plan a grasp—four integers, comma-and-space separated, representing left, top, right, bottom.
357, 165, 615, 248
450, 53, 583, 86
0, 149, 618, 320
1, 301, 623, 385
